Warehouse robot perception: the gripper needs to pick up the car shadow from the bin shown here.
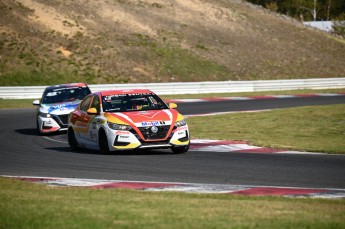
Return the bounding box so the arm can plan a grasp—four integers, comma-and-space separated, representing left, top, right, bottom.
15, 128, 67, 137
45, 146, 176, 156
45, 146, 99, 155
15, 128, 39, 136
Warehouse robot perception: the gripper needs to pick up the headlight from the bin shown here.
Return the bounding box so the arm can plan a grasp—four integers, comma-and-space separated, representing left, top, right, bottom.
175, 119, 187, 127
108, 122, 132, 131
39, 112, 51, 118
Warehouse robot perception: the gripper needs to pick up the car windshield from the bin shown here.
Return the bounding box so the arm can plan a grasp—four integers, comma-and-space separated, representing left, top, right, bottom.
42, 87, 90, 104
102, 93, 168, 112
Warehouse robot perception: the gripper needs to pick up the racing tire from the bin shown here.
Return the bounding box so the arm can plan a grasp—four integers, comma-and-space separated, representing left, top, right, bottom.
68, 127, 79, 152
99, 129, 110, 155
171, 142, 190, 154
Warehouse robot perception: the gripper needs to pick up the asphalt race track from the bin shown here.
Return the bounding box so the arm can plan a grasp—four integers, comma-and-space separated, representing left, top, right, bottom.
1, 95, 345, 189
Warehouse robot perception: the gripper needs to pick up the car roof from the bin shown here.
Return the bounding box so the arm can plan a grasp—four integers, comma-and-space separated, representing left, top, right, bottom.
45, 83, 89, 91
96, 89, 155, 97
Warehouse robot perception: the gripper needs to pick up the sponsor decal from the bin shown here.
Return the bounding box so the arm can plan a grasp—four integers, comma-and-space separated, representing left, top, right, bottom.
174, 126, 188, 132
43, 120, 53, 125
47, 103, 78, 113
142, 121, 157, 126
103, 93, 153, 101
89, 131, 96, 140
141, 121, 166, 126
115, 131, 129, 135
52, 86, 82, 92
130, 110, 167, 120
92, 122, 96, 129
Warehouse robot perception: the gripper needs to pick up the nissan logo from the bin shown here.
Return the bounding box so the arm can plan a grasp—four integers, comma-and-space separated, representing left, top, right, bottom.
151, 126, 158, 133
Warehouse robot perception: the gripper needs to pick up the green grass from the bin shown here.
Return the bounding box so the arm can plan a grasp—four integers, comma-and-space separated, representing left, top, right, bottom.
153, 46, 230, 81
0, 99, 38, 109
124, 33, 231, 82
188, 104, 345, 154
1, 177, 344, 229
0, 68, 99, 86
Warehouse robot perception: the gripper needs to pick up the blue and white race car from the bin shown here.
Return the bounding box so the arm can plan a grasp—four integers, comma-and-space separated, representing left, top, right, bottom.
33, 83, 91, 134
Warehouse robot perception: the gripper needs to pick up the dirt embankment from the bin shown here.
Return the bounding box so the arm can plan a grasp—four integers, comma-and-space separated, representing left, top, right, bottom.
0, 0, 344, 85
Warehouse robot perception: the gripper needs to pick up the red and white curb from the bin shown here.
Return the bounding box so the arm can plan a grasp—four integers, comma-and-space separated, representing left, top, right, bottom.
165, 92, 345, 104
190, 139, 323, 155
4, 175, 345, 199
185, 109, 273, 117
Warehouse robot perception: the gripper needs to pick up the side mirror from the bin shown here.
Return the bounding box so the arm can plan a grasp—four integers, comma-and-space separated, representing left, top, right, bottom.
169, 103, 177, 109
87, 108, 98, 115
32, 100, 40, 106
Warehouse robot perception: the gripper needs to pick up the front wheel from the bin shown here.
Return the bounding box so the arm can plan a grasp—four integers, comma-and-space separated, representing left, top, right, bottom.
36, 119, 44, 136
36, 120, 41, 135
99, 129, 110, 155
68, 127, 79, 151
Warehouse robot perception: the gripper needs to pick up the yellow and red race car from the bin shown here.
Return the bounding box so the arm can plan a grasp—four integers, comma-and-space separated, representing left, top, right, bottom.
67, 89, 190, 154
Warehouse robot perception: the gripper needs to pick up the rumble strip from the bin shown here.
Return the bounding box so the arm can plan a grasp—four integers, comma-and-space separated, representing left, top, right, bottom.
4, 175, 345, 199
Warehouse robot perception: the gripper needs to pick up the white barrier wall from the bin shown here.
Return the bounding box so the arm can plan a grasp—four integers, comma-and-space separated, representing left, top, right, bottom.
0, 78, 344, 99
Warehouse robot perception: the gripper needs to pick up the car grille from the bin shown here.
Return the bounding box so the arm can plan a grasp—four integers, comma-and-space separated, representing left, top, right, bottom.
137, 125, 171, 140
58, 114, 69, 124
52, 114, 69, 127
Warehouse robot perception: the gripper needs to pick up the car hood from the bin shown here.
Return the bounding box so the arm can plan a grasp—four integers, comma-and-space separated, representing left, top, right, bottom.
40, 101, 80, 115
105, 109, 182, 127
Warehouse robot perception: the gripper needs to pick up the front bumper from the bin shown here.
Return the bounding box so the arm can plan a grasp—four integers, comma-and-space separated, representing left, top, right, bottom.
37, 114, 69, 133
107, 125, 190, 151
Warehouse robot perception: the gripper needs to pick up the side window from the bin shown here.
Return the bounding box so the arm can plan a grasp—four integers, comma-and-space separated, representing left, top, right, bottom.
80, 95, 93, 112
90, 95, 100, 112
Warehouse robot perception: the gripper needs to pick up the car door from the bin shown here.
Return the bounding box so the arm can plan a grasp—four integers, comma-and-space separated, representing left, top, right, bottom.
85, 95, 101, 145
76, 95, 93, 143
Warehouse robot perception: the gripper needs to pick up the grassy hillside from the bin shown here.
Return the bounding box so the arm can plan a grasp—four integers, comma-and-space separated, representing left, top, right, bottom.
1, 0, 345, 86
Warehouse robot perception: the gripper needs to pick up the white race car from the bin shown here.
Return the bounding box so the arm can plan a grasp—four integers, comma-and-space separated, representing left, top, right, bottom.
33, 83, 91, 134
67, 89, 190, 154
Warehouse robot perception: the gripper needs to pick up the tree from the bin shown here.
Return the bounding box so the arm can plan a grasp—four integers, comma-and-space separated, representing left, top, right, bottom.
245, 0, 345, 21
333, 13, 345, 37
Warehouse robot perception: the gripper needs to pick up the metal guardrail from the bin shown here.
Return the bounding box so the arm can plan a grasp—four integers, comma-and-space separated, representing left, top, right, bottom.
0, 78, 344, 99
